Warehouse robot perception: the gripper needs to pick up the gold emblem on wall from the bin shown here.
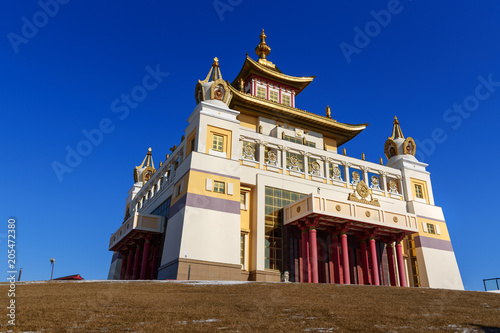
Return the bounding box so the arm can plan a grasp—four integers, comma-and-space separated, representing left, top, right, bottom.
348, 180, 380, 207
351, 171, 360, 183
311, 161, 320, 172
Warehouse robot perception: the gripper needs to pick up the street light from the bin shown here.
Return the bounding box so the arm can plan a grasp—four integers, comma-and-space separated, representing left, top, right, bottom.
50, 258, 55, 280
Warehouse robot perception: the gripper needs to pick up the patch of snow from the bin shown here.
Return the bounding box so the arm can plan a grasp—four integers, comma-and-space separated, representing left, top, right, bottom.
179, 318, 219, 324
183, 281, 252, 286
303, 328, 336, 332
194, 319, 219, 323
11, 279, 257, 285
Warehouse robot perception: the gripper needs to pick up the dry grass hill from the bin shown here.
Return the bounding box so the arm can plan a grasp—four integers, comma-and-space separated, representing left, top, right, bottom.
1, 280, 500, 332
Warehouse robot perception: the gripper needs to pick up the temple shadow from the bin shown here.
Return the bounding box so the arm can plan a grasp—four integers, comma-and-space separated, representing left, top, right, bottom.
466, 324, 500, 333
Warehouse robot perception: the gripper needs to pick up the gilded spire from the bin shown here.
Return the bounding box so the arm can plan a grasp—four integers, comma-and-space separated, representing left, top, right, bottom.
133, 148, 156, 183
201, 57, 223, 83
388, 116, 404, 140
255, 29, 271, 60
138, 147, 155, 169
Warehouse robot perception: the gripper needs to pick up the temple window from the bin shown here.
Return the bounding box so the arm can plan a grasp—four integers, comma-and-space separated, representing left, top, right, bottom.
257, 87, 266, 98
240, 233, 247, 269
240, 192, 247, 210
190, 137, 195, 152
411, 178, 428, 203
282, 94, 290, 106
213, 181, 225, 194
270, 90, 279, 103
415, 184, 423, 199
212, 134, 224, 152
284, 135, 302, 144
284, 134, 315, 147
306, 141, 316, 148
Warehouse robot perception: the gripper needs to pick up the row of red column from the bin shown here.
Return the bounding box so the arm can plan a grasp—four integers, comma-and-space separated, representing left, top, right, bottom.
119, 236, 157, 280
298, 223, 407, 287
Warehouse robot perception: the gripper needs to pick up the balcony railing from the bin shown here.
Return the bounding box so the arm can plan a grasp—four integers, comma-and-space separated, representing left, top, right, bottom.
239, 131, 405, 201
109, 213, 164, 251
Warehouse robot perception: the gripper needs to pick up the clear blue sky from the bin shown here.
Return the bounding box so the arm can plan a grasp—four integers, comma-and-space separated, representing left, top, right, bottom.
1, 1, 499, 291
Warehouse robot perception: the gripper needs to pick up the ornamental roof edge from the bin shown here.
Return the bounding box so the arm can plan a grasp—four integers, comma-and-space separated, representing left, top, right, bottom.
231, 55, 315, 95
227, 84, 368, 145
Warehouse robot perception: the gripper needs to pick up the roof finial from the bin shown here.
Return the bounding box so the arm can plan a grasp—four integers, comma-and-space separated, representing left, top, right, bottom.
326, 105, 331, 118
201, 57, 223, 83
255, 29, 271, 60
388, 116, 404, 140
133, 148, 156, 183
139, 148, 154, 168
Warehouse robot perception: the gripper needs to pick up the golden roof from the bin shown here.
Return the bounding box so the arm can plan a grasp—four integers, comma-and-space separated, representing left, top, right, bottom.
229, 30, 367, 145
231, 30, 314, 95
227, 84, 368, 146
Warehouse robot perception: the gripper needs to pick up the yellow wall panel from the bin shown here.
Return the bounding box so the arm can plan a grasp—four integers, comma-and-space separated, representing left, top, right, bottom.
237, 114, 258, 130
187, 170, 240, 202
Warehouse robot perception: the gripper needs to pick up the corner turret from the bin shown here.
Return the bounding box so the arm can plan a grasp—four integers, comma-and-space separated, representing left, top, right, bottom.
194, 57, 232, 108
384, 116, 417, 165
133, 148, 156, 185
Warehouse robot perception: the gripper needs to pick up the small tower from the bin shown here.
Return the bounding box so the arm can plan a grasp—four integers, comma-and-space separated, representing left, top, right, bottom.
121, 148, 156, 223
383, 117, 429, 202
194, 57, 232, 107
383, 117, 463, 289
384, 116, 416, 164
133, 148, 156, 185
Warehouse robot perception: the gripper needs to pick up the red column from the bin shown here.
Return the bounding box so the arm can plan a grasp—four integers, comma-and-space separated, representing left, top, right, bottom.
396, 241, 407, 287
140, 239, 151, 280
309, 228, 319, 284
149, 243, 158, 280
126, 249, 134, 280
328, 237, 334, 284
301, 230, 309, 283
386, 243, 397, 286
360, 241, 370, 285
298, 237, 304, 283
369, 238, 380, 286
340, 233, 350, 284
132, 244, 142, 280
331, 235, 341, 284
120, 251, 128, 280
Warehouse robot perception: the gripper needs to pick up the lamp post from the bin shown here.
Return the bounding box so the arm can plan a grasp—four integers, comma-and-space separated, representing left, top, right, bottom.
50, 258, 55, 280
